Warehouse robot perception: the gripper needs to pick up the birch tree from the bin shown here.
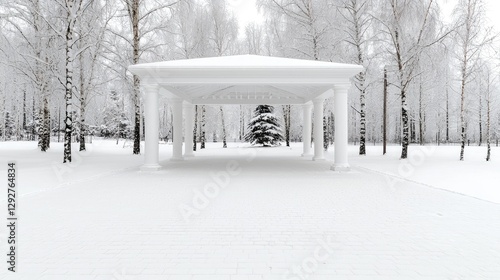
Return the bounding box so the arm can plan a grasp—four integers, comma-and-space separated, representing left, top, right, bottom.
76, 1, 111, 151
338, 0, 372, 155
376, 0, 446, 159
46, 0, 95, 162
484, 64, 492, 161
453, 0, 492, 160
120, 0, 177, 155
1, 0, 52, 151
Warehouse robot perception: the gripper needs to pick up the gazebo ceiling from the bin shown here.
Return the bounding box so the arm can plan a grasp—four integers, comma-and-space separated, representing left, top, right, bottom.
128, 54, 363, 105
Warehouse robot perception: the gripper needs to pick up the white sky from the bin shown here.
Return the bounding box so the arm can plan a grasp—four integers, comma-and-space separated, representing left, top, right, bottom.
227, 0, 263, 37
228, 0, 500, 37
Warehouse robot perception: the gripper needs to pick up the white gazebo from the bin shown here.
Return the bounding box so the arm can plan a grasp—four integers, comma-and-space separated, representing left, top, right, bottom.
128, 55, 363, 172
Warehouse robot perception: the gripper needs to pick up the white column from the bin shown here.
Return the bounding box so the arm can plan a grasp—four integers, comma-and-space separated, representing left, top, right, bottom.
331, 85, 350, 171
141, 84, 161, 171
302, 102, 313, 157
313, 98, 325, 160
172, 98, 184, 161
183, 102, 194, 157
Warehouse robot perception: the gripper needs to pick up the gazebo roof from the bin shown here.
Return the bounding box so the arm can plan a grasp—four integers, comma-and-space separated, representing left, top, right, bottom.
128, 55, 363, 104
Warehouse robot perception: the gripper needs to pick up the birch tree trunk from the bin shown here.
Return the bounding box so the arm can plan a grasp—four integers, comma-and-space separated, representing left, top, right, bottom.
485, 65, 491, 161
446, 82, 449, 142
193, 105, 198, 151
323, 115, 328, 151
130, 0, 141, 155
41, 97, 50, 152
282, 105, 290, 146
401, 87, 409, 159
459, 52, 468, 161
79, 52, 86, 151
478, 91, 482, 146
200, 105, 206, 149
63, 2, 75, 163
239, 105, 244, 141
220, 106, 227, 148
486, 84, 491, 161
456, 0, 490, 160
22, 90, 26, 132
342, 0, 369, 155
419, 81, 424, 145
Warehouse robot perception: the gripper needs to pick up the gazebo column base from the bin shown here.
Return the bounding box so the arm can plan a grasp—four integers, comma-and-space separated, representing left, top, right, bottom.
140, 164, 162, 171
330, 164, 350, 171
301, 153, 312, 157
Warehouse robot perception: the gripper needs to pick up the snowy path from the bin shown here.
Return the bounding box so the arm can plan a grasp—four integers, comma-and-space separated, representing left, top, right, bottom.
1, 141, 500, 279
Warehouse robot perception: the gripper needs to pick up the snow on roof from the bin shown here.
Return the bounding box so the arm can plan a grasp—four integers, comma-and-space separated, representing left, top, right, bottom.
129, 54, 363, 70
127, 55, 363, 104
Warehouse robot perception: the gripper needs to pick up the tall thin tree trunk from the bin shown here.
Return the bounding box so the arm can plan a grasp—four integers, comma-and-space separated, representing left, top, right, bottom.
419, 81, 424, 145
486, 91, 491, 161
32, 94, 36, 141
410, 116, 416, 143
239, 105, 244, 141
193, 105, 198, 151
130, 0, 141, 155
41, 53, 51, 150
446, 83, 449, 142
116, 111, 121, 145
22, 89, 26, 133
220, 106, 227, 148
323, 115, 328, 151
359, 83, 366, 155
478, 91, 482, 146
393, 28, 409, 159
37, 105, 42, 146
459, 65, 467, 161
40, 97, 49, 152
79, 52, 86, 151
63, 11, 74, 163
486, 70, 491, 161
287, 105, 291, 145
401, 88, 409, 159
282, 105, 290, 146
329, 111, 334, 144
200, 105, 206, 149
43, 97, 50, 149
58, 106, 61, 143
383, 68, 387, 155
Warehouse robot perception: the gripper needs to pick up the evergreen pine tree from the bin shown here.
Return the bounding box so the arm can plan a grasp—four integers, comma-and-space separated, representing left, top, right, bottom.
102, 90, 130, 140
244, 105, 284, 146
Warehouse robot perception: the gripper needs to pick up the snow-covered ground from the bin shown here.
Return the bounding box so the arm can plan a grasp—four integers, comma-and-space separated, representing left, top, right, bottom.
0, 140, 499, 279
349, 144, 500, 204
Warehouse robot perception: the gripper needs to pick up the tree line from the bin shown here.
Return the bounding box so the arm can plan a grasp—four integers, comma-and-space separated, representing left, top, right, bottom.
0, 0, 498, 162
